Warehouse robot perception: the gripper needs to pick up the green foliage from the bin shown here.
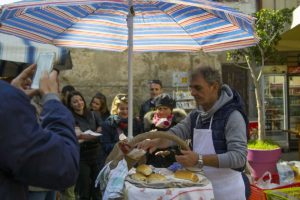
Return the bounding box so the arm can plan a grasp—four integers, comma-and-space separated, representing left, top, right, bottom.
227, 8, 293, 65
227, 8, 294, 141
248, 139, 280, 150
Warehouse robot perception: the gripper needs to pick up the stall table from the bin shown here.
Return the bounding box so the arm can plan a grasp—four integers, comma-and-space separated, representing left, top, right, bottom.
124, 181, 214, 200
123, 170, 214, 200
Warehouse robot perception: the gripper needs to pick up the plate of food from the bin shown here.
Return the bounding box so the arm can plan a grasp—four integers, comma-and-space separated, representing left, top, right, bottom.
126, 164, 209, 188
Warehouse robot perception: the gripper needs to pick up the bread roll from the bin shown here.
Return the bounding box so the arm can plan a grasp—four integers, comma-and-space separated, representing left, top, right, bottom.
147, 173, 167, 183
136, 164, 152, 176
174, 170, 199, 182
131, 172, 147, 182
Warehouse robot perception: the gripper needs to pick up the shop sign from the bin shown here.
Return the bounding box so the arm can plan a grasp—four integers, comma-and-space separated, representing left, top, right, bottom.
288, 66, 300, 74
263, 65, 287, 74
172, 72, 189, 87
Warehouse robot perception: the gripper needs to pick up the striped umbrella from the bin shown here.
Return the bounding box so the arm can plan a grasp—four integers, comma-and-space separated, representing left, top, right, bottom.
0, 0, 258, 137
0, 32, 72, 69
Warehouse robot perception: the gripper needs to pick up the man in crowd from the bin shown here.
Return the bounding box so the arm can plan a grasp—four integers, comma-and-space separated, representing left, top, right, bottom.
0, 64, 79, 200
139, 79, 163, 130
61, 84, 75, 106
138, 66, 249, 200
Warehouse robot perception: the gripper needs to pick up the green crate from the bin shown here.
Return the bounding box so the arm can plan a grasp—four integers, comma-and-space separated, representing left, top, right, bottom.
265, 187, 300, 200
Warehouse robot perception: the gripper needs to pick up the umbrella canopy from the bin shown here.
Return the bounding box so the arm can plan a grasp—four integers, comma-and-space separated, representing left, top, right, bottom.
0, 0, 258, 52
0, 0, 258, 137
0, 32, 72, 69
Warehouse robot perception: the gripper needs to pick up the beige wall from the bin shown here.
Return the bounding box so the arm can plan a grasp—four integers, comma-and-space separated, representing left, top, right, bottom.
218, 0, 256, 14
60, 49, 221, 115
262, 0, 300, 9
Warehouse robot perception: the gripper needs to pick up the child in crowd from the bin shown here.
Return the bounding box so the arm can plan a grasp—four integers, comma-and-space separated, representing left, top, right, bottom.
143, 93, 186, 168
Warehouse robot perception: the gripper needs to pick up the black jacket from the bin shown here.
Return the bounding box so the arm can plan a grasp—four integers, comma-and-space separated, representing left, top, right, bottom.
143, 109, 187, 168
139, 98, 156, 130
101, 115, 142, 160
73, 111, 102, 161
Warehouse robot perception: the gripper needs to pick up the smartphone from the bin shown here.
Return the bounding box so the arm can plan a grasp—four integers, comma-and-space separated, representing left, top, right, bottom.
31, 52, 56, 89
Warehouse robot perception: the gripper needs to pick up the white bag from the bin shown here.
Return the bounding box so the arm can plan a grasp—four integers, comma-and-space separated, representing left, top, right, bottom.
277, 161, 295, 185
255, 171, 279, 189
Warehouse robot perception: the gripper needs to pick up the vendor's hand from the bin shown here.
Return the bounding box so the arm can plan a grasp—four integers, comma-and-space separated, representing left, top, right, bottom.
11, 64, 38, 97
39, 70, 59, 96
136, 139, 159, 154
118, 140, 132, 154
175, 150, 199, 168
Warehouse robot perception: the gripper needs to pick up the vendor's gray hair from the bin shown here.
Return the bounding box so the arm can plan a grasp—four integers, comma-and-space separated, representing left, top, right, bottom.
190, 65, 222, 86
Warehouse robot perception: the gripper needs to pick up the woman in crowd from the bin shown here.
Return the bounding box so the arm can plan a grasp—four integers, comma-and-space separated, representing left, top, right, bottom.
89, 92, 110, 121
89, 92, 111, 171
143, 93, 187, 168
67, 91, 103, 200
101, 93, 141, 159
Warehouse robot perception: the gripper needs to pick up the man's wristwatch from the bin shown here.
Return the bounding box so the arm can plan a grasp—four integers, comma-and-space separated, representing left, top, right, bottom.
196, 154, 204, 168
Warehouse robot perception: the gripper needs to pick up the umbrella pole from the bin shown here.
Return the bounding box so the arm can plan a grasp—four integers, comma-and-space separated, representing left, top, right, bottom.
127, 2, 134, 139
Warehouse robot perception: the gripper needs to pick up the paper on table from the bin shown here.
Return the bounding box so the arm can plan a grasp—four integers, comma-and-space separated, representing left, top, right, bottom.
83, 130, 102, 136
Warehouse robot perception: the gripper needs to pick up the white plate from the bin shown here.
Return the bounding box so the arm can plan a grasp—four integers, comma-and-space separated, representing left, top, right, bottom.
186, 167, 204, 172
126, 168, 208, 188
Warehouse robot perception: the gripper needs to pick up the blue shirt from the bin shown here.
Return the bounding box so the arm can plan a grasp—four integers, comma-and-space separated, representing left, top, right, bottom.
0, 81, 79, 200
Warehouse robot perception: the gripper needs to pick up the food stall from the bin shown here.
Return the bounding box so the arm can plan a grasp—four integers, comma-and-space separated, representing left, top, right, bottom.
124, 165, 214, 200
99, 132, 214, 200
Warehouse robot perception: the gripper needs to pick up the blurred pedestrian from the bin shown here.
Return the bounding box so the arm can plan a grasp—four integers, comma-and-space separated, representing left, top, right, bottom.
61, 85, 75, 106
90, 92, 110, 121
101, 93, 141, 160
67, 91, 103, 200
139, 79, 163, 130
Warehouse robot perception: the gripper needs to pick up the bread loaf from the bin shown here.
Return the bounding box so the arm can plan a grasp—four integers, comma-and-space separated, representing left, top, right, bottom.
174, 170, 199, 182
136, 164, 152, 176
147, 173, 167, 183
131, 172, 147, 181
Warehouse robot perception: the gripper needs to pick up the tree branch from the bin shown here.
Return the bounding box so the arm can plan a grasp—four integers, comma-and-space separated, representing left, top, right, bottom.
257, 68, 263, 81
268, 30, 280, 46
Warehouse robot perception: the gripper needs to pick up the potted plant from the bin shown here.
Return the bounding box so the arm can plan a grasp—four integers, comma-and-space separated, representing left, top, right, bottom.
247, 138, 281, 178
227, 8, 293, 179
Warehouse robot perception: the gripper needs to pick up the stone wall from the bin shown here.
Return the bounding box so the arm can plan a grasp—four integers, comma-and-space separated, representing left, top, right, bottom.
262, 0, 300, 10
60, 49, 221, 115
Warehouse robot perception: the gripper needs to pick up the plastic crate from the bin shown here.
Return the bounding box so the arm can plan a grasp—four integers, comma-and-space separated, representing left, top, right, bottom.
265, 187, 300, 200
249, 174, 300, 200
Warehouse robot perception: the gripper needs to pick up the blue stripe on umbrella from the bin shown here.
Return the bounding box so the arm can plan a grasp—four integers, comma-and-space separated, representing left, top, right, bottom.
0, 0, 258, 52
0, 32, 70, 66
23, 38, 35, 63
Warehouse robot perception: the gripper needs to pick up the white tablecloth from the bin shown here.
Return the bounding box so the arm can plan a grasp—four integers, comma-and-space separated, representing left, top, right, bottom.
124, 180, 214, 200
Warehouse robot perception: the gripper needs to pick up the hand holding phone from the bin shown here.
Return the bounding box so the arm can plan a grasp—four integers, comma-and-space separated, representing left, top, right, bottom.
31, 52, 56, 89
39, 69, 59, 96
11, 64, 38, 97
